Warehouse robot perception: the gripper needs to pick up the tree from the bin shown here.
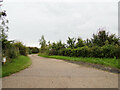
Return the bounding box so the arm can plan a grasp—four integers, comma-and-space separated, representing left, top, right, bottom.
76, 37, 84, 47
39, 35, 46, 53
0, 10, 8, 41
28, 47, 39, 54
85, 38, 92, 47
0, 10, 9, 56
13, 41, 27, 56
108, 34, 120, 45
48, 40, 66, 55
91, 30, 108, 46
91, 30, 120, 46
67, 37, 76, 49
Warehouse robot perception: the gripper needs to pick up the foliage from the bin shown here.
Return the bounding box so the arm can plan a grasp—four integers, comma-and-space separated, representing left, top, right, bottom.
39, 35, 47, 53
13, 42, 27, 56
5, 43, 19, 59
67, 37, 76, 49
0, 10, 9, 57
91, 30, 120, 46
2, 40, 28, 61
39, 30, 120, 59
0, 11, 21, 60
0, 10, 8, 41
75, 37, 85, 48
0, 10, 28, 63
48, 41, 66, 55
28, 47, 39, 54
57, 45, 120, 58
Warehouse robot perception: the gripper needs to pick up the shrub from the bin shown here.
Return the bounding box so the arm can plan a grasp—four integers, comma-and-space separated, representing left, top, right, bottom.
54, 45, 120, 59
40, 31, 120, 59
13, 42, 27, 56
113, 45, 120, 59
6, 46, 19, 59
28, 47, 39, 54
19, 46, 27, 56
48, 41, 66, 55
90, 46, 103, 58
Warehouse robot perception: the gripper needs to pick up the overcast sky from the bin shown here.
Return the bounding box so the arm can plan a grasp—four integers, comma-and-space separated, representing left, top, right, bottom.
2, 0, 119, 47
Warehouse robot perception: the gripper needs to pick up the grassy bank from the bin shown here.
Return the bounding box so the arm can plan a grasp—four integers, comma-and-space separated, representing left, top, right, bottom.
38, 53, 120, 69
2, 55, 32, 77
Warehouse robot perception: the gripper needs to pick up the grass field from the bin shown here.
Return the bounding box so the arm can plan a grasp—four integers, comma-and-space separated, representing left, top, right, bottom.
38, 53, 120, 69
2, 55, 32, 77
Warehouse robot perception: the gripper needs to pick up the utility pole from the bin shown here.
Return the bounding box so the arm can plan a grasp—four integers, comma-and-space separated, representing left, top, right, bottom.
118, 2, 120, 37
0, 0, 3, 14
118, 1, 120, 90
0, 1, 3, 90
0, 0, 3, 6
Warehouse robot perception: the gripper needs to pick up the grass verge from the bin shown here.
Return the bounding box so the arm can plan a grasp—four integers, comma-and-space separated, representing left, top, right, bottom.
38, 53, 120, 69
2, 55, 32, 77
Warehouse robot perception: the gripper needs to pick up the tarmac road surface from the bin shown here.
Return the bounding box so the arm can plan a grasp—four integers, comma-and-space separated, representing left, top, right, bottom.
2, 54, 118, 88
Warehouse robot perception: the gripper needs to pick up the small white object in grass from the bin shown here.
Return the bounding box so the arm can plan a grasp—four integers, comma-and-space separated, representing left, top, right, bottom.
3, 57, 6, 63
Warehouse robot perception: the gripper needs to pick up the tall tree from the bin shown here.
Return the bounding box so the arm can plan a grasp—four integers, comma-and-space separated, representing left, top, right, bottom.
0, 10, 8, 40
39, 35, 46, 52
67, 37, 76, 49
0, 10, 9, 56
76, 37, 84, 47
91, 30, 120, 46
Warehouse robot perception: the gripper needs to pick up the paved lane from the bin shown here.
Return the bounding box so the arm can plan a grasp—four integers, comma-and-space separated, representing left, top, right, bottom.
2, 54, 118, 88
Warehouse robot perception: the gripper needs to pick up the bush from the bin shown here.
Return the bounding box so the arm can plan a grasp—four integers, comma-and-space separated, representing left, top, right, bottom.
6, 46, 19, 59
48, 41, 66, 55
55, 45, 120, 59
40, 31, 120, 59
13, 42, 27, 56
90, 46, 103, 58
113, 45, 120, 59
28, 47, 39, 54
2, 41, 20, 60
19, 46, 27, 56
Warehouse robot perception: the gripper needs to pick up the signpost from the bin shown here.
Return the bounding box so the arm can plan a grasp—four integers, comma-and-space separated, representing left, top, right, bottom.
2, 57, 6, 64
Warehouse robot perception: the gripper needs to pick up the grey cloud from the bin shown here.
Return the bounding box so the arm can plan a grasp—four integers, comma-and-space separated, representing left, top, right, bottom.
2, 1, 118, 47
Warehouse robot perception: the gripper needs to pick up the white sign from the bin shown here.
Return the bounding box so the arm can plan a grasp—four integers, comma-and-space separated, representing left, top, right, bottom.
3, 57, 6, 63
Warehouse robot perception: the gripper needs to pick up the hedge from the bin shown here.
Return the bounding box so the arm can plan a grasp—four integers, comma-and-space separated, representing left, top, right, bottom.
49, 45, 120, 58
